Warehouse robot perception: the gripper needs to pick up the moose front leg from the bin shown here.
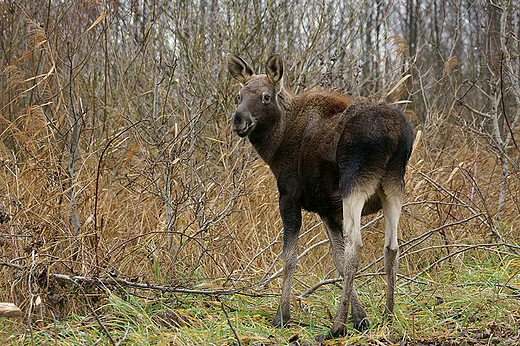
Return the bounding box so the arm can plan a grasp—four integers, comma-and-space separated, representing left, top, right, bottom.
272, 196, 302, 327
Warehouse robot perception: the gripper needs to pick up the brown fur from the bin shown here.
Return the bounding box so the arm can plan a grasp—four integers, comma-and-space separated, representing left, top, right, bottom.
227, 53, 413, 337
294, 89, 353, 117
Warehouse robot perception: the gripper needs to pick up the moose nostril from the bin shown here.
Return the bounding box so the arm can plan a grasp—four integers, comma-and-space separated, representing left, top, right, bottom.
232, 113, 242, 125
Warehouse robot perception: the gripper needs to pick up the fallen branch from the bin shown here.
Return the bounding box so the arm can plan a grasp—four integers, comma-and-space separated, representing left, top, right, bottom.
452, 281, 520, 293
46, 273, 274, 298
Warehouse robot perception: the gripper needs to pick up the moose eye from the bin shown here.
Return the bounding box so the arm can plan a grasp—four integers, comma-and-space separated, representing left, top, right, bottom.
235, 92, 242, 104
262, 92, 271, 104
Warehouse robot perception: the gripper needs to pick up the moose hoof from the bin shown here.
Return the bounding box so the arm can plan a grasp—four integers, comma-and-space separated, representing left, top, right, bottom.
353, 316, 370, 332
328, 322, 348, 339
271, 311, 290, 328
271, 316, 281, 328
327, 317, 369, 339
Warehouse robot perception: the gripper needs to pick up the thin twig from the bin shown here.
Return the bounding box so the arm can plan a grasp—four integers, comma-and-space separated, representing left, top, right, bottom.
93, 119, 151, 275
217, 296, 241, 346
258, 222, 324, 286
261, 238, 329, 286
297, 273, 427, 299
235, 228, 283, 286
0, 261, 24, 270
356, 213, 483, 278
398, 243, 517, 289
78, 284, 116, 346
115, 323, 131, 346
410, 165, 502, 241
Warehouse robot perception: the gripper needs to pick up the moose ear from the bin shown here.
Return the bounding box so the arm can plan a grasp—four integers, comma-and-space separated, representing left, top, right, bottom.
227, 54, 254, 85
266, 54, 283, 86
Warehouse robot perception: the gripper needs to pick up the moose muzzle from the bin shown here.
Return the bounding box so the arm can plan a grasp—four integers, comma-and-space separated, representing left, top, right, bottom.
231, 110, 255, 137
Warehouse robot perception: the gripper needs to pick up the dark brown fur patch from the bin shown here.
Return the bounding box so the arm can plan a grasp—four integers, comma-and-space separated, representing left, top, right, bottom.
293, 90, 353, 118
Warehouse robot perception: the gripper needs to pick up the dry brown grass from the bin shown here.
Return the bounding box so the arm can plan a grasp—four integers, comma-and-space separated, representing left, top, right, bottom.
1, 1, 519, 344
3, 86, 517, 328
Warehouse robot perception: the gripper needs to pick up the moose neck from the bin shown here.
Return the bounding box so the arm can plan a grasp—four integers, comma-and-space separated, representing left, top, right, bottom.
248, 88, 293, 165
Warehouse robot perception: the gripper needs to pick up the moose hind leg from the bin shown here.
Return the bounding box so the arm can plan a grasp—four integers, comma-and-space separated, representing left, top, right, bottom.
330, 193, 365, 337
322, 215, 368, 332
379, 187, 403, 317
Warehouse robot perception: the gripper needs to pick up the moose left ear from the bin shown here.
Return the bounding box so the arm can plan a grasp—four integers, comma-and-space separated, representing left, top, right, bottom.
266, 54, 283, 86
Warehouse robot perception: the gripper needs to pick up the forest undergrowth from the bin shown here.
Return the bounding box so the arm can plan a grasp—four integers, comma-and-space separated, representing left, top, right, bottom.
1, 0, 520, 345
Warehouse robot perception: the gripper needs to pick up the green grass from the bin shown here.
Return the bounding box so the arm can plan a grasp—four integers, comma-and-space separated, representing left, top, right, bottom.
2, 255, 519, 345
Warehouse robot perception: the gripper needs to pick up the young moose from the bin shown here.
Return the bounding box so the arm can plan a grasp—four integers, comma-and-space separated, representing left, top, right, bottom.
227, 53, 413, 337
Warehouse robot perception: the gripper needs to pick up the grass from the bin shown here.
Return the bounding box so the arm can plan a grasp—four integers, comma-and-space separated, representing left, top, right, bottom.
2, 253, 519, 345
1, 2, 520, 345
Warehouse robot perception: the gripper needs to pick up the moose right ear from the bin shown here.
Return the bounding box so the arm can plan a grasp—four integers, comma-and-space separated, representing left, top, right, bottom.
227, 54, 254, 85
266, 54, 283, 86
